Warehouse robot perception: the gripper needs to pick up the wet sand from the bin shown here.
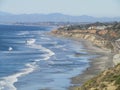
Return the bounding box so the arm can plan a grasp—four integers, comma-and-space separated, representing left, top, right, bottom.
69, 39, 114, 90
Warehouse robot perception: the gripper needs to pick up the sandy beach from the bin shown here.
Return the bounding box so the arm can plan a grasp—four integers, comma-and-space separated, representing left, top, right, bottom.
69, 39, 114, 90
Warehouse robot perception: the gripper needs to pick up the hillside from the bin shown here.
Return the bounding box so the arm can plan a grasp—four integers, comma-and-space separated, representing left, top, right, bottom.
52, 22, 120, 50
74, 64, 120, 90
51, 22, 120, 90
0, 11, 120, 23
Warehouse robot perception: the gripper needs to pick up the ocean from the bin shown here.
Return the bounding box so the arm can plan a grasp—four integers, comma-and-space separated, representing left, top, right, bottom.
0, 25, 93, 90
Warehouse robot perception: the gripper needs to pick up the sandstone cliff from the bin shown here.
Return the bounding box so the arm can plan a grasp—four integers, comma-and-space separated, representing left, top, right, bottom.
51, 29, 113, 50
51, 23, 120, 90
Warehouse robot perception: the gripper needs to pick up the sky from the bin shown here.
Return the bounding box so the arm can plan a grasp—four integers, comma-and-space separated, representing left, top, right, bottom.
0, 0, 120, 17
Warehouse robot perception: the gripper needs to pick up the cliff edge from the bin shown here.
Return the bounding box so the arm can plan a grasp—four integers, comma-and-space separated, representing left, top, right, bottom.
51, 22, 120, 90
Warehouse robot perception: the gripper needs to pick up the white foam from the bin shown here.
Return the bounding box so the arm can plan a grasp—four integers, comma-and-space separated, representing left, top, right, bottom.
0, 62, 37, 90
17, 31, 29, 36
30, 44, 55, 60
8, 47, 13, 51
40, 37, 51, 40
54, 45, 65, 48
26, 39, 36, 45
0, 43, 55, 90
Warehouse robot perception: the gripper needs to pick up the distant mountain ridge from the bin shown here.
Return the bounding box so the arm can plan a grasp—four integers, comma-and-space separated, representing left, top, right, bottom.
0, 11, 120, 23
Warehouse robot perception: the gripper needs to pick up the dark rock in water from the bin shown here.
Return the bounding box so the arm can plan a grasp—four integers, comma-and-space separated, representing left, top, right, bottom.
74, 52, 87, 57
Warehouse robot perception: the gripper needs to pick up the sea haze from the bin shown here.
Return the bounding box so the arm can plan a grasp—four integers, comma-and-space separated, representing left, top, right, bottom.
0, 25, 95, 90
0, 11, 120, 23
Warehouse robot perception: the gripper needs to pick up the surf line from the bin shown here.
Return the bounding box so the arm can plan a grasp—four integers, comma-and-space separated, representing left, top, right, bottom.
0, 43, 55, 90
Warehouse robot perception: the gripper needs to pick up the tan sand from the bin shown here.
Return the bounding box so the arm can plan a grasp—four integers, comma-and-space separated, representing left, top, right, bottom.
69, 39, 114, 90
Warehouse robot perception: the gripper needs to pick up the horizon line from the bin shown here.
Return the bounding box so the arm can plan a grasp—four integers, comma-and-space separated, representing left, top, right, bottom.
0, 11, 120, 18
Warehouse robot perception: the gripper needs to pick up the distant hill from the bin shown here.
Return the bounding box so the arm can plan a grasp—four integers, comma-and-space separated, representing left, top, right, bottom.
0, 11, 120, 23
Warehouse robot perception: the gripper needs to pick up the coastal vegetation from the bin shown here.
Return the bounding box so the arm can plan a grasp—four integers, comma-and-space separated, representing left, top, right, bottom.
51, 21, 120, 90
52, 22, 120, 50
77, 63, 120, 90
57, 22, 120, 41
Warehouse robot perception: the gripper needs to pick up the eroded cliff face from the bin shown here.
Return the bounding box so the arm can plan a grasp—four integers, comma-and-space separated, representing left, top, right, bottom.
113, 40, 120, 65
51, 29, 113, 50
51, 23, 120, 90
52, 29, 120, 65
51, 29, 120, 90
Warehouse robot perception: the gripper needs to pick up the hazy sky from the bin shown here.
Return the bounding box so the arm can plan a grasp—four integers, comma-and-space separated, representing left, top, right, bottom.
0, 0, 120, 17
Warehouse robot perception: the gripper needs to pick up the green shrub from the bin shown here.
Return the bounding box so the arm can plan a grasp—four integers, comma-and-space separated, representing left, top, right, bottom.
115, 76, 120, 85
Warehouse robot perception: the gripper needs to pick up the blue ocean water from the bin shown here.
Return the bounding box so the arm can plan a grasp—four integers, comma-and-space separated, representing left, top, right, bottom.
0, 25, 93, 90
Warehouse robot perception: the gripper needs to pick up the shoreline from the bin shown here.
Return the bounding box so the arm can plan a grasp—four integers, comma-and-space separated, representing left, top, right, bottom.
69, 39, 114, 90
50, 31, 115, 90
51, 23, 120, 89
